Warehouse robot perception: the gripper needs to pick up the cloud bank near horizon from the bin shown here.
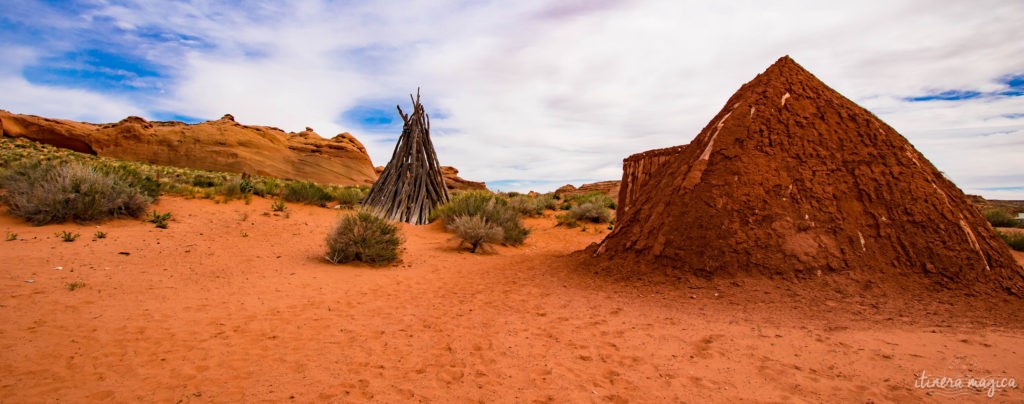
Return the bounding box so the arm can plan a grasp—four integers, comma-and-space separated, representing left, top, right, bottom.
1, 0, 1022, 197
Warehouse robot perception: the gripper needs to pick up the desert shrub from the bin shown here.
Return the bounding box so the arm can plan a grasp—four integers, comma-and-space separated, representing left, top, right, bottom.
567, 191, 616, 210
535, 194, 558, 211
56, 230, 80, 242
431, 191, 496, 220
997, 230, 1024, 251
556, 202, 612, 228
162, 182, 198, 198
508, 195, 544, 217
191, 175, 219, 188
334, 186, 369, 208
283, 181, 333, 206
238, 174, 256, 194
91, 162, 161, 199
984, 208, 1019, 228
253, 177, 282, 197
447, 214, 504, 253
0, 161, 152, 225
220, 177, 246, 200
145, 210, 172, 228
432, 191, 530, 245
325, 212, 402, 265
271, 199, 288, 212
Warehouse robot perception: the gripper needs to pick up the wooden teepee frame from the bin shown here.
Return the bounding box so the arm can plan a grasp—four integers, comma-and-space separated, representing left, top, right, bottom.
363, 90, 450, 224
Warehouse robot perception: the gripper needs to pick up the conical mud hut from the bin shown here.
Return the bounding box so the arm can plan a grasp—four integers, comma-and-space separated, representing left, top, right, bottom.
363, 90, 450, 224
595, 56, 1024, 296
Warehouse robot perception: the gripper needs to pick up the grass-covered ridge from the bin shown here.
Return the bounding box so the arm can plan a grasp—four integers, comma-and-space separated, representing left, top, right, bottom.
0, 137, 370, 219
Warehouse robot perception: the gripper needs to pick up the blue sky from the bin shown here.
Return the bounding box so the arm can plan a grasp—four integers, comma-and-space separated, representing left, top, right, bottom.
1, 0, 1022, 197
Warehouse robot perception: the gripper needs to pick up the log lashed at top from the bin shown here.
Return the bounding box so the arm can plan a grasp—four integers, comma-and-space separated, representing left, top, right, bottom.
616, 144, 688, 222
363, 90, 450, 224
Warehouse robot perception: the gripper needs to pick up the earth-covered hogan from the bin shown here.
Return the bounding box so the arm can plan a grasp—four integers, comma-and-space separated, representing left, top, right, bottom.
591, 56, 1024, 297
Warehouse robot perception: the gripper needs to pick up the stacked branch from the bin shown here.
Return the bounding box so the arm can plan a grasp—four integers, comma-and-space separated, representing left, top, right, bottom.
363, 90, 450, 224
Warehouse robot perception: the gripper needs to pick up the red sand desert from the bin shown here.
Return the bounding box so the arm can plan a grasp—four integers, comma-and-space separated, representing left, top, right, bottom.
2, 196, 1023, 402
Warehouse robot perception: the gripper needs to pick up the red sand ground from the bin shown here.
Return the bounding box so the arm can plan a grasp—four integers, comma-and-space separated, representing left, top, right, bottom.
2, 196, 1023, 402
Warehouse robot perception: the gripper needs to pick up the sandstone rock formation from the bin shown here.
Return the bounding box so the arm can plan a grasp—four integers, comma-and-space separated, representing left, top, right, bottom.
440, 166, 488, 191
0, 111, 376, 185
556, 181, 621, 200
593, 56, 1024, 296
373, 165, 487, 192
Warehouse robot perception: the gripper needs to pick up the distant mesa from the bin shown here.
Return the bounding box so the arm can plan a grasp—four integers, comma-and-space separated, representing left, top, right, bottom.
592, 56, 1024, 296
0, 110, 376, 186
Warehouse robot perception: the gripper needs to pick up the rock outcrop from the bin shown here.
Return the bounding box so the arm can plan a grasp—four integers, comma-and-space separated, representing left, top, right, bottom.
440, 166, 488, 191
556, 181, 621, 200
0, 111, 376, 185
373, 165, 487, 192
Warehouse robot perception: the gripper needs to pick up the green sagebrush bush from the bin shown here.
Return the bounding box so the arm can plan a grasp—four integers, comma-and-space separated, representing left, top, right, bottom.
283, 180, 333, 206
997, 230, 1024, 251
0, 160, 151, 225
447, 214, 504, 253
431, 191, 529, 245
556, 202, 612, 228
325, 211, 402, 265
984, 208, 1019, 228
333, 186, 369, 208
566, 191, 616, 210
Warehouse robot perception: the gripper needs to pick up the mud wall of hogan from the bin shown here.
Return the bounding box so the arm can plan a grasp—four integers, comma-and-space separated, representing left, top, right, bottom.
617, 144, 688, 221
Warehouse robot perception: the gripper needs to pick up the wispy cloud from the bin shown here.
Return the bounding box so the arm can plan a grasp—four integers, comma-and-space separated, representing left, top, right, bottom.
1, 0, 1022, 197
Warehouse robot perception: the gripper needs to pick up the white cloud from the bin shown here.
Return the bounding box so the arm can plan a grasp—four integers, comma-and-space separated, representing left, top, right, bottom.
0, 46, 144, 122
2, 0, 1022, 198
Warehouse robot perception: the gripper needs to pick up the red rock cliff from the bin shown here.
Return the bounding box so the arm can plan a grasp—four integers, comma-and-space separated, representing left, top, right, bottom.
0, 111, 377, 185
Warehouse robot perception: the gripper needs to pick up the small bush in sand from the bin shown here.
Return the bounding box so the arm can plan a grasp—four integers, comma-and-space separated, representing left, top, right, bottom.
219, 175, 255, 201
566, 191, 616, 210
253, 177, 282, 197
56, 230, 80, 242
432, 191, 529, 245
507, 195, 544, 217
191, 175, 220, 188
557, 202, 612, 228
448, 214, 504, 253
283, 181, 333, 206
145, 210, 172, 229
997, 230, 1024, 251
325, 212, 402, 265
5, 232, 16, 241
65, 281, 86, 291
535, 194, 558, 211
271, 199, 288, 212
238, 173, 256, 194
984, 208, 1019, 228
94, 230, 107, 239
0, 160, 151, 225
333, 186, 369, 208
